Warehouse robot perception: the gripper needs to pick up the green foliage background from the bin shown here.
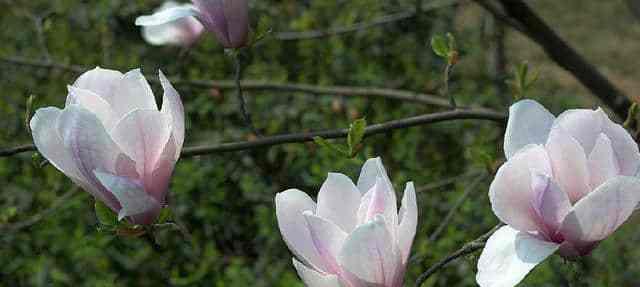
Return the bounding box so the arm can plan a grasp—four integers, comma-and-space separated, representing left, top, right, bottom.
1, 0, 640, 286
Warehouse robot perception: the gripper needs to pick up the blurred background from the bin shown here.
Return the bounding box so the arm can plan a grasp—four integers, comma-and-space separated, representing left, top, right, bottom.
2, 0, 640, 286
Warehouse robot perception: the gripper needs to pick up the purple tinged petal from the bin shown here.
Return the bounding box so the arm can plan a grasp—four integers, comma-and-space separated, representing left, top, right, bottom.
303, 211, 348, 275
135, 4, 200, 26
559, 176, 640, 255
159, 70, 185, 160
67, 86, 117, 130
601, 117, 640, 176
530, 173, 571, 240
397, 182, 417, 265
192, 0, 232, 47
94, 171, 160, 224
316, 173, 361, 233
338, 215, 402, 287
587, 134, 620, 189
545, 127, 591, 203
489, 144, 552, 232
552, 108, 606, 154
476, 226, 559, 287
222, 0, 249, 48
292, 259, 342, 287
140, 2, 203, 47
70, 67, 123, 106
504, 99, 555, 159
111, 69, 158, 117
357, 177, 398, 229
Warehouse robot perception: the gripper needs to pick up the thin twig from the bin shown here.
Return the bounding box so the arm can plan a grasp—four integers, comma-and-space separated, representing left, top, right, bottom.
428, 173, 487, 241
414, 224, 503, 286
1, 109, 506, 158
416, 169, 483, 193
232, 52, 260, 136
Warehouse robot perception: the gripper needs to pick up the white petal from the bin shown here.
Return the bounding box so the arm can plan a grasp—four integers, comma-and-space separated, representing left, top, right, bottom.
135, 5, 200, 26
552, 108, 606, 154
545, 127, 591, 203
489, 145, 552, 232
560, 176, 640, 247
504, 99, 555, 159
316, 173, 361, 233
476, 226, 559, 287
94, 171, 159, 220
67, 86, 117, 130
111, 69, 158, 117
357, 177, 398, 229
338, 215, 402, 286
397, 182, 417, 264
292, 259, 341, 287
357, 157, 394, 197
587, 134, 620, 189
304, 212, 348, 274
275, 189, 324, 270
601, 118, 640, 176
70, 67, 123, 105
110, 109, 172, 178
159, 70, 185, 160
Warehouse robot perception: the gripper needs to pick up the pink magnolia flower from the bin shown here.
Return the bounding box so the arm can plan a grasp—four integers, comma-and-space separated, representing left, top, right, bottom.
140, 1, 205, 47
30, 67, 185, 225
135, 0, 249, 49
275, 158, 418, 287
477, 99, 640, 287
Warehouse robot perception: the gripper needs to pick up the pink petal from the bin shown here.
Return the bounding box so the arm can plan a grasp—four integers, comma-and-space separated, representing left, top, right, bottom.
139, 2, 203, 46
489, 144, 552, 232
291, 259, 341, 287
357, 177, 398, 229
94, 171, 161, 225
504, 99, 555, 159
303, 212, 348, 275
552, 108, 606, 154
338, 215, 402, 286
356, 157, 393, 197
601, 117, 640, 176
146, 135, 178, 204
397, 182, 417, 265
275, 189, 324, 271
588, 134, 620, 189
67, 86, 117, 130
545, 127, 590, 203
316, 173, 361, 233
222, 0, 249, 48
559, 176, 640, 255
159, 70, 185, 160
530, 173, 571, 240
476, 226, 559, 287
111, 69, 158, 117
109, 109, 172, 180
70, 67, 123, 105
192, 0, 232, 47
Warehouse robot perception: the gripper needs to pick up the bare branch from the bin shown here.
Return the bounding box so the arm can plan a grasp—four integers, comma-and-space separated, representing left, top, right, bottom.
415, 224, 503, 287
0, 109, 506, 158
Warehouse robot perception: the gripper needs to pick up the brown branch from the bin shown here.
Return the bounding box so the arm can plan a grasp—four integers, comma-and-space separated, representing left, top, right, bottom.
0, 109, 506, 158
1, 56, 476, 109
415, 224, 503, 287
474, 0, 631, 119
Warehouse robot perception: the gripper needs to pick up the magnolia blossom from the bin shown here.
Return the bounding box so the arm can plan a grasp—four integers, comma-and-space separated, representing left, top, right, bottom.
275, 158, 417, 287
140, 1, 204, 47
477, 99, 640, 287
135, 0, 249, 49
30, 67, 185, 225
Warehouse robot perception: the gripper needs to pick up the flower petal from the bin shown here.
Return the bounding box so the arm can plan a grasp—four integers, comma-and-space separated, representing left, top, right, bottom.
559, 176, 640, 254
140, 2, 203, 46
587, 134, 620, 189
94, 171, 160, 224
357, 177, 398, 229
530, 173, 571, 239
545, 127, 590, 203
192, 0, 232, 47
338, 215, 401, 286
489, 145, 552, 232
476, 226, 559, 287
67, 86, 117, 131
304, 212, 348, 274
552, 108, 606, 154
601, 118, 640, 176
159, 70, 185, 160
70, 67, 123, 104
316, 173, 361, 233
275, 189, 324, 270
111, 69, 158, 117
222, 0, 249, 48
292, 259, 341, 287
135, 4, 200, 26
504, 99, 555, 159
356, 157, 393, 196
110, 109, 172, 178
397, 182, 417, 264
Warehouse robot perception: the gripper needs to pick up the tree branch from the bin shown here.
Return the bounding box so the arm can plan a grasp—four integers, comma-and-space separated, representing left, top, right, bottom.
0, 109, 506, 158
474, 0, 631, 119
415, 224, 503, 286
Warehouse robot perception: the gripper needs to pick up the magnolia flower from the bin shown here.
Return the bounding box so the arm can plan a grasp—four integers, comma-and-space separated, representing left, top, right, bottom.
140, 1, 205, 47
30, 67, 185, 225
275, 158, 418, 287
477, 99, 640, 287
135, 0, 249, 49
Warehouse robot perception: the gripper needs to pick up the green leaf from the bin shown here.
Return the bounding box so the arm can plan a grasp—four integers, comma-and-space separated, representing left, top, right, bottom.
95, 200, 118, 226
431, 35, 449, 58
157, 208, 173, 223
347, 118, 367, 153
446, 32, 456, 51
313, 136, 348, 156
